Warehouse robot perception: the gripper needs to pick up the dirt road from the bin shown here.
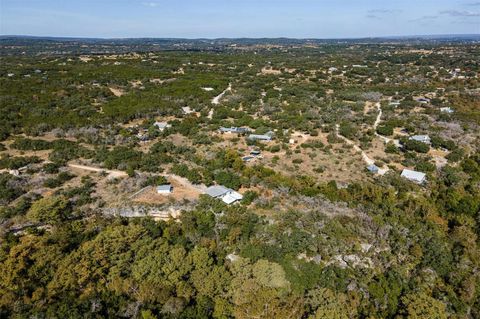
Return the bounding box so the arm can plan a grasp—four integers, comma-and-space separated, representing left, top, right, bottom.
335, 124, 389, 175
373, 102, 401, 147
68, 163, 128, 178
212, 83, 231, 105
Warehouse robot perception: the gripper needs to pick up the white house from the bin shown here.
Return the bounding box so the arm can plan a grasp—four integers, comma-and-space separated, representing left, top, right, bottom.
219, 127, 250, 134
205, 185, 243, 204
248, 131, 275, 142
409, 135, 431, 144
416, 98, 431, 104
401, 169, 426, 184
153, 121, 171, 131
440, 107, 454, 114
157, 184, 173, 194
367, 164, 379, 174
181, 106, 194, 114
389, 101, 401, 107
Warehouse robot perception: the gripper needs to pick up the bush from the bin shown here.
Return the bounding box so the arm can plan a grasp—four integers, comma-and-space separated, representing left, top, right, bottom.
26, 195, 70, 223
142, 175, 168, 187
241, 190, 259, 205
171, 164, 203, 184
43, 172, 75, 188
385, 143, 398, 154
404, 140, 430, 153
446, 149, 464, 162
43, 163, 60, 174
415, 161, 436, 172
377, 125, 393, 136
269, 145, 281, 153
0, 155, 41, 170
214, 170, 241, 190
0, 173, 25, 205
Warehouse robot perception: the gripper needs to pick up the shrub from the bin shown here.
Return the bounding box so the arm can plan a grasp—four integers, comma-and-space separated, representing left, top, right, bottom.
377, 125, 394, 136
404, 140, 430, 153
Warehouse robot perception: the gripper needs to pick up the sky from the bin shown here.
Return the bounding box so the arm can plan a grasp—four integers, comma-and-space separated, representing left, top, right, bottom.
0, 0, 479, 38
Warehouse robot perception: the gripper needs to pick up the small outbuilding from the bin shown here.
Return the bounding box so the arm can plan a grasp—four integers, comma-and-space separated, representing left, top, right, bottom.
219, 127, 250, 134
409, 135, 431, 145
367, 164, 379, 174
248, 131, 274, 142
153, 121, 171, 131
440, 107, 454, 114
181, 106, 194, 114
401, 169, 426, 184
157, 184, 173, 194
416, 98, 431, 104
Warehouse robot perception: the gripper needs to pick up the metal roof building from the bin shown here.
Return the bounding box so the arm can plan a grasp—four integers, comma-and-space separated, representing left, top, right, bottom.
401, 169, 426, 184
367, 164, 379, 174
153, 122, 171, 131
205, 185, 243, 204
409, 135, 431, 144
157, 184, 173, 194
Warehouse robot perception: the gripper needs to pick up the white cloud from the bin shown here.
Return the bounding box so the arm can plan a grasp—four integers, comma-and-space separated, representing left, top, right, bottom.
367, 9, 402, 14
440, 10, 480, 17
142, 2, 159, 7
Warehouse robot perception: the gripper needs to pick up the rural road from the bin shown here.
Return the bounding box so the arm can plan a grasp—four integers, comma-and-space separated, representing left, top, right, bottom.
336, 106, 390, 175
373, 102, 401, 147
212, 83, 231, 105
68, 163, 128, 178
68, 163, 207, 192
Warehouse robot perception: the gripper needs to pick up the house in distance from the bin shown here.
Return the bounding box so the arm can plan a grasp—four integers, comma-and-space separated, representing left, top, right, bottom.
219, 127, 251, 134
248, 131, 275, 142
409, 135, 431, 144
157, 184, 173, 194
401, 169, 426, 184
153, 121, 171, 131
205, 185, 243, 204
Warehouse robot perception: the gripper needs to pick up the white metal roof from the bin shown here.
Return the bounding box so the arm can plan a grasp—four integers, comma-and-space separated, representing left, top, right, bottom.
248, 134, 272, 141
157, 184, 173, 193
205, 185, 231, 198
221, 191, 243, 204
154, 122, 170, 129
401, 169, 426, 183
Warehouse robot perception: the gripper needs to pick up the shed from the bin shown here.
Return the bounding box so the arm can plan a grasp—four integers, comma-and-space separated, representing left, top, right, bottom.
219, 127, 250, 134
416, 98, 431, 104
367, 165, 379, 174
182, 106, 194, 114
440, 107, 454, 114
248, 131, 274, 142
401, 169, 426, 184
409, 135, 431, 144
157, 184, 173, 194
153, 121, 171, 131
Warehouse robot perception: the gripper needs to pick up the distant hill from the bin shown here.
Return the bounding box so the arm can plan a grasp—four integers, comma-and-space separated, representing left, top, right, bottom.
1, 34, 479, 55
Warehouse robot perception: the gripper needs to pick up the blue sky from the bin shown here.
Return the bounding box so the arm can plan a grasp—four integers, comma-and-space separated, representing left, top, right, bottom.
0, 0, 479, 38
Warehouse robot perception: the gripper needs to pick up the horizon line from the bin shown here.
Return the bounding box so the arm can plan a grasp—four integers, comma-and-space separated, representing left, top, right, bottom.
1, 33, 480, 41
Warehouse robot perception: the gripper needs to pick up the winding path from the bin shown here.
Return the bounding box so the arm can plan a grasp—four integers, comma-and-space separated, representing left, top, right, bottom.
68, 163, 128, 178
212, 83, 231, 105
208, 83, 232, 119
335, 103, 390, 175
68, 163, 207, 192
373, 102, 401, 147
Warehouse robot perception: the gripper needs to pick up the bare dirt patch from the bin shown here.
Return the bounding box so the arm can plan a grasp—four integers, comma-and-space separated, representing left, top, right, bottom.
132, 177, 202, 205
109, 87, 125, 97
